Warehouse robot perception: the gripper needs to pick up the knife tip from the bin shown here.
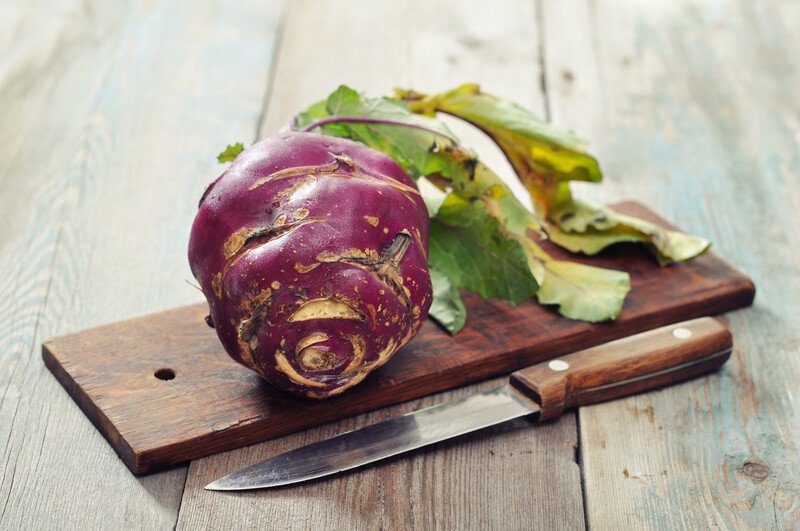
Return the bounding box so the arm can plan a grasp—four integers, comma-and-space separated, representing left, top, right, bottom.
204, 480, 225, 491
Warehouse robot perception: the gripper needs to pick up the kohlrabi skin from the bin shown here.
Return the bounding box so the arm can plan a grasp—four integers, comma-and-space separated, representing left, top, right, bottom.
189, 132, 432, 398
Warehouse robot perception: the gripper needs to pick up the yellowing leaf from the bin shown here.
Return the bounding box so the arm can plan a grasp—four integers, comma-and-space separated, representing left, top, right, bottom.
399, 84, 601, 216
401, 85, 711, 266
549, 199, 711, 264
535, 259, 630, 322
291, 85, 654, 328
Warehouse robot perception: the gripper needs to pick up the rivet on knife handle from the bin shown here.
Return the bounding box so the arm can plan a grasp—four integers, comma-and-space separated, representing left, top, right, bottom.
510, 317, 733, 421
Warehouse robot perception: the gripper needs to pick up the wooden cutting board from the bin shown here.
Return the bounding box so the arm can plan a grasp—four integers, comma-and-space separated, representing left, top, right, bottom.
42, 202, 755, 474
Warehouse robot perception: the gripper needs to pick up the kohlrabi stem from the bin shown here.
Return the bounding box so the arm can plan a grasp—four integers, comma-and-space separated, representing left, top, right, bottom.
299, 116, 456, 142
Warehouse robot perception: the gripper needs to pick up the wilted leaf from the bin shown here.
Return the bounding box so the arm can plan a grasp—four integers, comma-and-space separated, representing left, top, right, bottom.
549, 199, 710, 265
291, 85, 651, 327
428, 267, 467, 335
535, 259, 630, 322
399, 84, 601, 216
297, 87, 543, 229
512, 231, 631, 321
401, 85, 711, 266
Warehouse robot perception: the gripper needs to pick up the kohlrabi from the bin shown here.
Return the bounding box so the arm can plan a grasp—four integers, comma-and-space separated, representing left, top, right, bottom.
189, 133, 432, 398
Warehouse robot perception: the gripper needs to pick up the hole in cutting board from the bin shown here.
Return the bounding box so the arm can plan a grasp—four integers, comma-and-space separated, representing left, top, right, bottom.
154, 368, 176, 381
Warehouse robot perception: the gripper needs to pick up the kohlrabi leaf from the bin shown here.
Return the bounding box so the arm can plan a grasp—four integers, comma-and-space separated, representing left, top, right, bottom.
400, 85, 711, 266
298, 85, 478, 188
510, 228, 631, 321
548, 199, 711, 265
291, 85, 637, 326
544, 222, 648, 255
398, 84, 601, 216
428, 193, 538, 305
217, 142, 244, 163
534, 258, 630, 322
292, 99, 329, 131
428, 267, 467, 335
297, 86, 540, 223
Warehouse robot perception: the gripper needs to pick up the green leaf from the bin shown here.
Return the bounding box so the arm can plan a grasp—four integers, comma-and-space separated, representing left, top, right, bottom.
399, 84, 601, 216
297, 87, 543, 230
217, 142, 244, 163
293, 99, 329, 130
535, 259, 630, 322
401, 85, 710, 266
549, 199, 711, 264
428, 193, 538, 305
545, 223, 649, 255
296, 86, 484, 192
292, 86, 635, 325
511, 231, 630, 321
326, 85, 456, 139
428, 267, 467, 334
328, 94, 473, 189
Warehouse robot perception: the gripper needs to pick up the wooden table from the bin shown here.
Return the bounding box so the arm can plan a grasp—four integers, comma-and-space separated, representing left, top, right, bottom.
1, 1, 797, 528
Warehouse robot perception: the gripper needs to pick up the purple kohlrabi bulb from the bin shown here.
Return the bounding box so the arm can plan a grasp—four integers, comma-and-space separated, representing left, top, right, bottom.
189, 132, 432, 398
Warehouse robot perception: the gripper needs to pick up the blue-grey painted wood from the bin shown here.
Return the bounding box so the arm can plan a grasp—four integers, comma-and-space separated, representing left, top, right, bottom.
3, 0, 792, 528
175, 1, 586, 529
542, 0, 800, 527
0, 1, 284, 528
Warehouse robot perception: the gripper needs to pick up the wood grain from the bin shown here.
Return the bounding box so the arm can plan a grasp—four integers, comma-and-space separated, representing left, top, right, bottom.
177, 1, 587, 529
0, 1, 284, 529
2, 0, 795, 528
542, 0, 800, 528
42, 201, 754, 474
511, 318, 732, 420
180, 377, 584, 530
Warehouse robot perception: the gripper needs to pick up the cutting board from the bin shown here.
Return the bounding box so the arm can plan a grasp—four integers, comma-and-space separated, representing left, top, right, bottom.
42, 202, 755, 474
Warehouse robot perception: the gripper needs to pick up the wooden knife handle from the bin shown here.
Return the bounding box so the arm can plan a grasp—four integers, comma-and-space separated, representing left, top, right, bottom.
510, 317, 732, 421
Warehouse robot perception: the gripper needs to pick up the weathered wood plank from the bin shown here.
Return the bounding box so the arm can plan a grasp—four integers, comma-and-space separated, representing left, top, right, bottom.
0, 1, 283, 528
176, 0, 586, 529
542, 0, 800, 528
181, 378, 583, 530
41, 201, 753, 474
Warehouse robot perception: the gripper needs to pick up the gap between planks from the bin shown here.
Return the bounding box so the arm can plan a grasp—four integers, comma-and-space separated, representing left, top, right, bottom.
169, 2, 290, 529
173, 1, 585, 529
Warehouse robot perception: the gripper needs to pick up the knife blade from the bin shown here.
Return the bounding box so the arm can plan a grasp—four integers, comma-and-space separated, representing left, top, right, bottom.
207, 317, 732, 491
206, 384, 536, 491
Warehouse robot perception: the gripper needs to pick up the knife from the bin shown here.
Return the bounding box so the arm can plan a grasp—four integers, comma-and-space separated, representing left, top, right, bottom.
206, 317, 732, 491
